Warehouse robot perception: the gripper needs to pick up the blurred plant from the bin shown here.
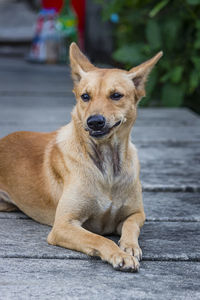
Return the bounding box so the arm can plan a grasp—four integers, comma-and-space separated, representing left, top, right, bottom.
56, 0, 77, 62
97, 0, 200, 112
57, 0, 77, 42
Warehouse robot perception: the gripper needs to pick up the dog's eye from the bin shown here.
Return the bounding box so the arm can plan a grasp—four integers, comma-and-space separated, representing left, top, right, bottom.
81, 93, 90, 102
110, 93, 123, 101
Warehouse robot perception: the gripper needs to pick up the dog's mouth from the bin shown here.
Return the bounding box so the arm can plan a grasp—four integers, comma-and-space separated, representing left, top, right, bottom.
87, 120, 121, 138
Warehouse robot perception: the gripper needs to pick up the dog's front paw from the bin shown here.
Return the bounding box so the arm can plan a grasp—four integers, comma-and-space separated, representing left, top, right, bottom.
110, 250, 140, 272
118, 240, 142, 261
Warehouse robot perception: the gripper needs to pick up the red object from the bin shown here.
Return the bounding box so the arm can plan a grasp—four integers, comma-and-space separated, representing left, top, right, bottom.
42, 0, 86, 50
71, 0, 85, 50
42, 0, 63, 12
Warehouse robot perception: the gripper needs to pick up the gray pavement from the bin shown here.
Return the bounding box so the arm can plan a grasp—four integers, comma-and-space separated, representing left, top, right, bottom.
0, 57, 200, 299
0, 0, 36, 42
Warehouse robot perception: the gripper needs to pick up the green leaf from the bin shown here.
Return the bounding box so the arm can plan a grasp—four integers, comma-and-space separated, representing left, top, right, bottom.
161, 83, 184, 107
162, 18, 181, 50
191, 57, 200, 71
160, 72, 170, 83
194, 30, 200, 49
186, 0, 200, 5
112, 44, 146, 66
146, 19, 162, 50
195, 20, 200, 30
189, 69, 199, 93
98, 0, 124, 21
170, 66, 184, 83
149, 0, 169, 18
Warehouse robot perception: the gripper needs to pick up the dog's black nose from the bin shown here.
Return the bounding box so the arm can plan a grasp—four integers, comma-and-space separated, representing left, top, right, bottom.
87, 115, 106, 131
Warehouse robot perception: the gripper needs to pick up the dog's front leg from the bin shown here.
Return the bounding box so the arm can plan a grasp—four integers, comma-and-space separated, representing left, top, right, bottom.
117, 179, 145, 261
117, 211, 145, 261
48, 209, 139, 272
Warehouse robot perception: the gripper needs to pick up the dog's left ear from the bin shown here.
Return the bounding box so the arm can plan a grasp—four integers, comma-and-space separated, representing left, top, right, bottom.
128, 51, 163, 101
69, 42, 95, 85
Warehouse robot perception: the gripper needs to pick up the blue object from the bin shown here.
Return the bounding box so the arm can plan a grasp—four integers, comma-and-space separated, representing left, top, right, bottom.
39, 8, 57, 16
110, 13, 119, 23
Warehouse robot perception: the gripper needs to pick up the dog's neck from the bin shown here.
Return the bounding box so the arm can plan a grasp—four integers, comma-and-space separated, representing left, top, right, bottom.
88, 138, 122, 176
72, 113, 131, 176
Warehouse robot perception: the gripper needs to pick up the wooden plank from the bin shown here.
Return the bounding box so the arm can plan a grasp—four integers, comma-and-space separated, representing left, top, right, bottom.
0, 58, 69, 73
137, 108, 200, 126
0, 59, 72, 93
139, 141, 200, 190
0, 82, 73, 94
0, 219, 199, 261
143, 192, 200, 222
140, 221, 200, 261
0, 258, 200, 299
0, 211, 28, 220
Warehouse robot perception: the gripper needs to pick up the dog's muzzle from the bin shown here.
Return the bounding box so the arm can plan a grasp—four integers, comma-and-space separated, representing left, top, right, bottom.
86, 115, 121, 138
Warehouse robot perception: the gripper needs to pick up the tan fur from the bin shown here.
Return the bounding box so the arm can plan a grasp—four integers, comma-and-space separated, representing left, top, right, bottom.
0, 43, 162, 272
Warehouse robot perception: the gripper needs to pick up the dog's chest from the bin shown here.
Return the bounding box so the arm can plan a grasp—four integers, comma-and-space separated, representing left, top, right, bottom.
83, 142, 136, 234
84, 166, 135, 235
83, 189, 132, 234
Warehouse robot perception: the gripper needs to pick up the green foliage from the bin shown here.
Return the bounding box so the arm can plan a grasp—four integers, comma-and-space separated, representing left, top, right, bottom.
97, 0, 200, 112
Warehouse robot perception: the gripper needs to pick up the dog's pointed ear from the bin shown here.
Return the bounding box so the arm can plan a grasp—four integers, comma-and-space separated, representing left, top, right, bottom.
128, 51, 163, 101
69, 42, 95, 85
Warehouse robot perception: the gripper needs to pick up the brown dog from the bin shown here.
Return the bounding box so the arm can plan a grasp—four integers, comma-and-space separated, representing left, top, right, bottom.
0, 43, 162, 272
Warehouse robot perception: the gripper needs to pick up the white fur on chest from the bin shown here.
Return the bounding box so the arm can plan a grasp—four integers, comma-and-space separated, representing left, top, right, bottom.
85, 194, 129, 234
86, 172, 135, 234
87, 144, 138, 234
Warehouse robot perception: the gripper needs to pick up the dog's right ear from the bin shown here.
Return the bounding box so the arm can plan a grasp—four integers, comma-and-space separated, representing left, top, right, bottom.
69, 42, 95, 85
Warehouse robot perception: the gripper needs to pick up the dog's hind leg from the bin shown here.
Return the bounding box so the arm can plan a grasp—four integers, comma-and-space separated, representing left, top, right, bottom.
0, 190, 18, 212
